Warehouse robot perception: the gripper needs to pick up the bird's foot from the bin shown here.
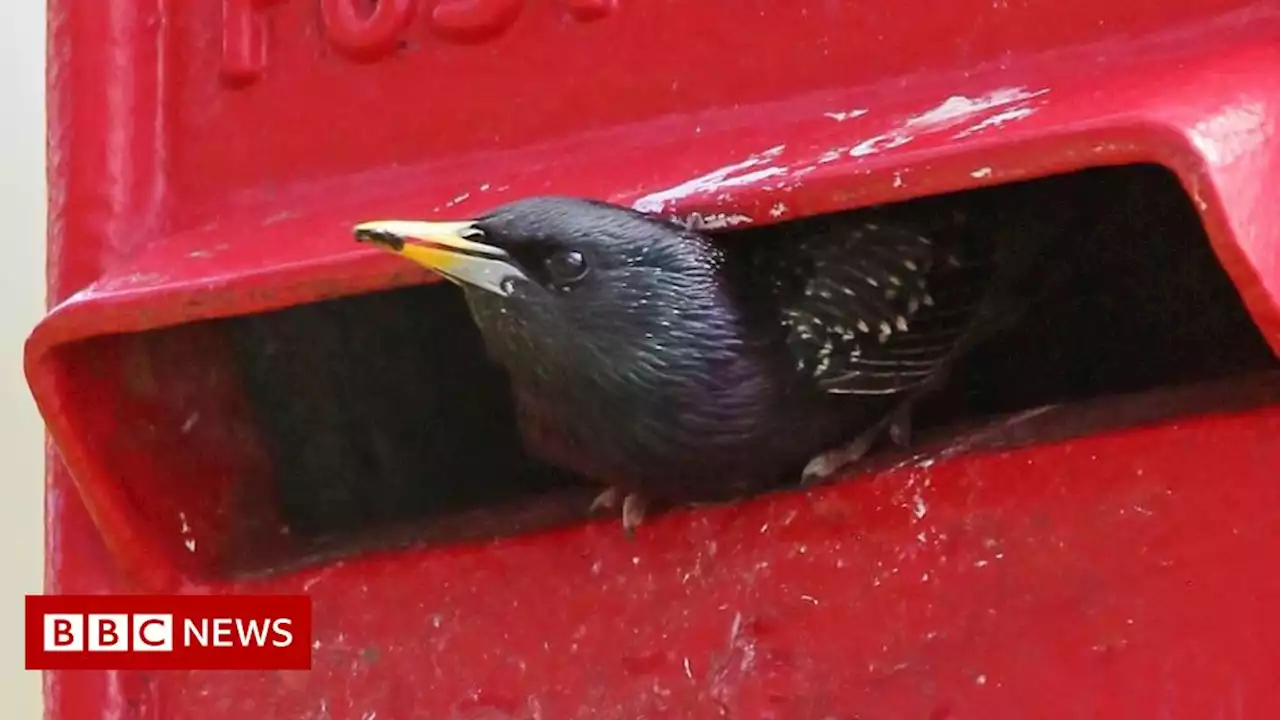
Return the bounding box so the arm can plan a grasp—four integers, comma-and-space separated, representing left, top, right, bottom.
801, 421, 884, 487
801, 400, 917, 486
887, 401, 913, 447
589, 486, 623, 513
589, 487, 649, 537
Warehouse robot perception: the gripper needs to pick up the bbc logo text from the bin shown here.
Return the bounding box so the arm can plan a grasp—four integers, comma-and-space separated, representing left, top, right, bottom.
44, 613, 296, 652
27, 594, 311, 670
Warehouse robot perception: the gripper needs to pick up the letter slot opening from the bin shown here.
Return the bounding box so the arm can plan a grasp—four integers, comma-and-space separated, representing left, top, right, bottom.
34, 163, 1280, 584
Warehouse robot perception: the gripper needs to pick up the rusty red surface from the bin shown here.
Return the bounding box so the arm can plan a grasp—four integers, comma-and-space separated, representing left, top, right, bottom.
30, 0, 1280, 716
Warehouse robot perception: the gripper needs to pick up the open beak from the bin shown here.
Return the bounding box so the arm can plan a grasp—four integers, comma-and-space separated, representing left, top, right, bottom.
353, 219, 528, 297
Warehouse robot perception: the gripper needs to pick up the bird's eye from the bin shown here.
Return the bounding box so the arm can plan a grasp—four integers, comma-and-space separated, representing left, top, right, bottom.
544, 249, 589, 287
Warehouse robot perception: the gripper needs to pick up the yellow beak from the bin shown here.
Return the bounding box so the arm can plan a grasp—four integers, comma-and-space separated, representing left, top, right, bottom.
353, 219, 528, 296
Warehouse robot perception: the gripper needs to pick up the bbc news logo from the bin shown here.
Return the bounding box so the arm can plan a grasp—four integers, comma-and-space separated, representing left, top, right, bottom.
43, 613, 295, 653
26, 594, 311, 670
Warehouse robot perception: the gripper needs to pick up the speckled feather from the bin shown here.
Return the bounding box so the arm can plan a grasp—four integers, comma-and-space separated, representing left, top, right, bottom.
741, 212, 1002, 396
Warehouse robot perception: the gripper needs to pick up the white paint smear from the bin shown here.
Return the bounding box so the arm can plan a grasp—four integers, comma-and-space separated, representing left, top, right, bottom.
692, 213, 754, 230
846, 87, 1049, 159
906, 87, 1048, 129
632, 145, 787, 214
824, 108, 869, 122
954, 107, 1039, 138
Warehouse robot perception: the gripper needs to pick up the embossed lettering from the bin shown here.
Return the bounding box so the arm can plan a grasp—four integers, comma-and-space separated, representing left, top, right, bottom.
220, 0, 620, 84
321, 0, 419, 61
427, 0, 523, 44
221, 0, 286, 82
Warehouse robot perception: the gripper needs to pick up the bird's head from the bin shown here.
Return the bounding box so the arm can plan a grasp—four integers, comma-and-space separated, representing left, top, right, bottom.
353, 196, 745, 380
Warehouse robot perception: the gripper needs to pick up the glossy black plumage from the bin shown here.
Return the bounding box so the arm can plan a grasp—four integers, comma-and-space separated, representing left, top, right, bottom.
362, 194, 1054, 528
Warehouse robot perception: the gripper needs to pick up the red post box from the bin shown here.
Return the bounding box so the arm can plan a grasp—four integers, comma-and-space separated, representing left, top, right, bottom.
29, 0, 1280, 716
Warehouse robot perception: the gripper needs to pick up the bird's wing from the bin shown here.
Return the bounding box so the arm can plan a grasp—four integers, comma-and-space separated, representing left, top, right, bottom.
751, 215, 999, 396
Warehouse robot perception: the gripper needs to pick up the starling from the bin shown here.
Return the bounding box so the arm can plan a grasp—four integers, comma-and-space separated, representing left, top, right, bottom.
353, 195, 1043, 532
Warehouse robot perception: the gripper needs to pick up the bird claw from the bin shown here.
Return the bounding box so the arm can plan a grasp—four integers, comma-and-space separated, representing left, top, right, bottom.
621, 494, 648, 537
801, 400, 917, 486
589, 487, 648, 537
887, 403, 912, 447
589, 487, 622, 513
800, 427, 880, 486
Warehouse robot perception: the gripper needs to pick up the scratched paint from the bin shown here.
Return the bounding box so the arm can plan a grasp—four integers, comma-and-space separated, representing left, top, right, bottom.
823, 108, 870, 122
953, 107, 1040, 139
625, 84, 1052, 217
630, 145, 788, 214
906, 88, 1048, 129
686, 212, 755, 230
626, 87, 1050, 223
846, 87, 1050, 160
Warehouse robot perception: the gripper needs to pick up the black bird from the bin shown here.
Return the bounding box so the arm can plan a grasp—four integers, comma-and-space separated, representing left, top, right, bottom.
353, 195, 1047, 532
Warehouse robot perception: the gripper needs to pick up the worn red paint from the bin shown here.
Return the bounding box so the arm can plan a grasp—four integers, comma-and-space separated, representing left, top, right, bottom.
30, 0, 1280, 716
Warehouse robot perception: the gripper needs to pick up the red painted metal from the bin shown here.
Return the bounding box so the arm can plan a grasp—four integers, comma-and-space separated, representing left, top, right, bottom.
30, 0, 1280, 716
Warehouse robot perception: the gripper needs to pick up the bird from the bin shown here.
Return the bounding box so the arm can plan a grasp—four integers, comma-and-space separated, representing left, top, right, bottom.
352, 193, 1052, 533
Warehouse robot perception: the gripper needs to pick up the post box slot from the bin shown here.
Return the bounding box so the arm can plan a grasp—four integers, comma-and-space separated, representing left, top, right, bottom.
35, 163, 1280, 583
